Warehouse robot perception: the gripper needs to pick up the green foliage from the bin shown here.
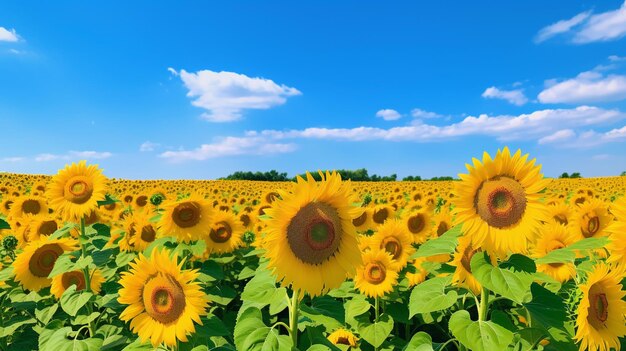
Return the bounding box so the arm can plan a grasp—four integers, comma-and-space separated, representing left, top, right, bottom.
402, 175, 422, 181
220, 170, 290, 181
449, 310, 514, 351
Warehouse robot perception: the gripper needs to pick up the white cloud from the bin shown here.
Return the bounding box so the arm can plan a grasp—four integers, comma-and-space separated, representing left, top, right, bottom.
532, 125, 626, 148
140, 141, 160, 152
592, 154, 610, 160
159, 136, 296, 162
375, 109, 402, 121
0, 27, 18, 42
535, 12, 591, 43
35, 151, 112, 162
170, 68, 301, 122
252, 106, 625, 143
538, 129, 576, 144
536, 2, 626, 44
609, 54, 626, 62
481, 87, 528, 106
538, 70, 626, 104
411, 108, 444, 119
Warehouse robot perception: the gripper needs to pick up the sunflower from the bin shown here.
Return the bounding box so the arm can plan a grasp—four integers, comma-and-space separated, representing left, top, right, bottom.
571, 199, 612, 241
369, 219, 415, 268
453, 147, 550, 257
50, 269, 104, 299
327, 328, 358, 347
431, 209, 453, 238
13, 236, 78, 291
354, 249, 400, 298
118, 249, 209, 347
158, 194, 213, 243
263, 172, 362, 297
371, 204, 395, 227
606, 198, 626, 268
352, 207, 373, 231
130, 211, 160, 251
203, 210, 243, 254
574, 263, 626, 351
531, 222, 578, 283
449, 235, 483, 295
406, 258, 429, 287
9, 195, 49, 219
547, 202, 573, 226
401, 208, 432, 244
46, 161, 108, 221
0, 195, 14, 216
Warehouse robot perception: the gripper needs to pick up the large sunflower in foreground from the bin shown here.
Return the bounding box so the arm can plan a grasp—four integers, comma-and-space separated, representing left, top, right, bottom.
263, 171, 362, 297
354, 249, 400, 298
47, 161, 108, 221
531, 222, 577, 283
13, 236, 78, 291
453, 147, 550, 257
574, 263, 626, 351
158, 194, 213, 243
118, 249, 209, 347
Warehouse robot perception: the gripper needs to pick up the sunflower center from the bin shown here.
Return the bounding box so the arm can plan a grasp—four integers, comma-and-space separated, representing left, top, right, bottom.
287, 202, 342, 265
461, 246, 476, 273
589, 292, 609, 326
3, 200, 13, 211
172, 202, 201, 228
381, 237, 402, 260
475, 176, 527, 228
581, 214, 600, 238
372, 208, 389, 224
64, 177, 94, 204
61, 271, 86, 291
39, 220, 58, 236
136, 195, 148, 207
436, 222, 449, 237
140, 225, 157, 242
22, 200, 41, 215
209, 221, 232, 243
29, 244, 64, 278
336, 337, 351, 345
407, 214, 425, 234
352, 212, 367, 227
364, 262, 386, 284
240, 214, 251, 227
553, 214, 568, 225
144, 274, 187, 325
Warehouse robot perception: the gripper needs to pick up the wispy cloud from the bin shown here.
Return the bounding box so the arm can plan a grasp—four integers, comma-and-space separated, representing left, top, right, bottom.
539, 125, 626, 148
169, 68, 301, 122
538, 129, 576, 144
538, 70, 626, 104
536, 1, 626, 44
34, 151, 113, 162
159, 136, 296, 162
481, 86, 528, 106
375, 109, 402, 121
0, 27, 18, 42
0, 157, 24, 163
411, 108, 444, 119
139, 141, 160, 152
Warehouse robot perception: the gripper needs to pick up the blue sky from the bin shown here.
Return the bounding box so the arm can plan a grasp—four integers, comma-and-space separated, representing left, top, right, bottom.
1, 1, 626, 180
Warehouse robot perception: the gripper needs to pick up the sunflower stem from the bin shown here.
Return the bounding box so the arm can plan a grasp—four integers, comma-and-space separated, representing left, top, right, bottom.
478, 286, 489, 322
79, 217, 96, 337
289, 289, 300, 347
374, 296, 380, 322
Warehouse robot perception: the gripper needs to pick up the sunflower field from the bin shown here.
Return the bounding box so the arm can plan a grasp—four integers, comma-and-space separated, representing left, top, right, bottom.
0, 147, 625, 351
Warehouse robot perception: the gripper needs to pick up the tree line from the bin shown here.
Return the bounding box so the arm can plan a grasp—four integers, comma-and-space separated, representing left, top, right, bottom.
220, 169, 456, 182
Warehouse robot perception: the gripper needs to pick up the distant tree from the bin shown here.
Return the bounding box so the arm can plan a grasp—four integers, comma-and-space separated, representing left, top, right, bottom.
221, 170, 290, 181
429, 176, 455, 181
621, 171, 626, 176
402, 175, 422, 181
570, 172, 582, 178
294, 168, 397, 181
559, 172, 570, 178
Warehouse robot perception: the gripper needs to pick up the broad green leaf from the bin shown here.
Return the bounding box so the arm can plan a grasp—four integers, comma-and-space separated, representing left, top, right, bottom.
0, 315, 36, 338
536, 237, 609, 264
408, 276, 457, 318
403, 331, 434, 351
449, 310, 514, 351
115, 251, 137, 267
471, 252, 534, 304
412, 225, 462, 258
344, 294, 371, 327
357, 313, 394, 348
233, 307, 274, 351
60, 285, 93, 317
300, 297, 344, 331
523, 283, 567, 329
49, 254, 93, 278
35, 304, 59, 325
262, 328, 293, 351
0, 218, 10, 229
500, 254, 536, 273
40, 326, 103, 351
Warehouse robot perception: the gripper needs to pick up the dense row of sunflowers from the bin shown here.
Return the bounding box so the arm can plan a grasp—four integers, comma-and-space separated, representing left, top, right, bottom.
0, 147, 625, 351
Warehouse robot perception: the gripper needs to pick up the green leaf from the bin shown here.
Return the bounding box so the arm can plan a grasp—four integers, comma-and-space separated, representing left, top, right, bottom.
300, 296, 344, 331
357, 313, 394, 348
0, 218, 10, 230
60, 285, 93, 317
175, 240, 206, 257
403, 331, 434, 351
233, 307, 271, 351
39, 325, 103, 351
194, 314, 231, 338
262, 328, 293, 351
97, 194, 119, 207
240, 269, 278, 308
344, 294, 371, 327
536, 237, 609, 264
49, 254, 93, 278
0, 315, 36, 338
115, 251, 137, 267
523, 283, 567, 329
412, 225, 461, 258
471, 252, 534, 304
408, 276, 458, 318
35, 304, 59, 325
500, 254, 536, 273
143, 236, 176, 256
449, 310, 514, 351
